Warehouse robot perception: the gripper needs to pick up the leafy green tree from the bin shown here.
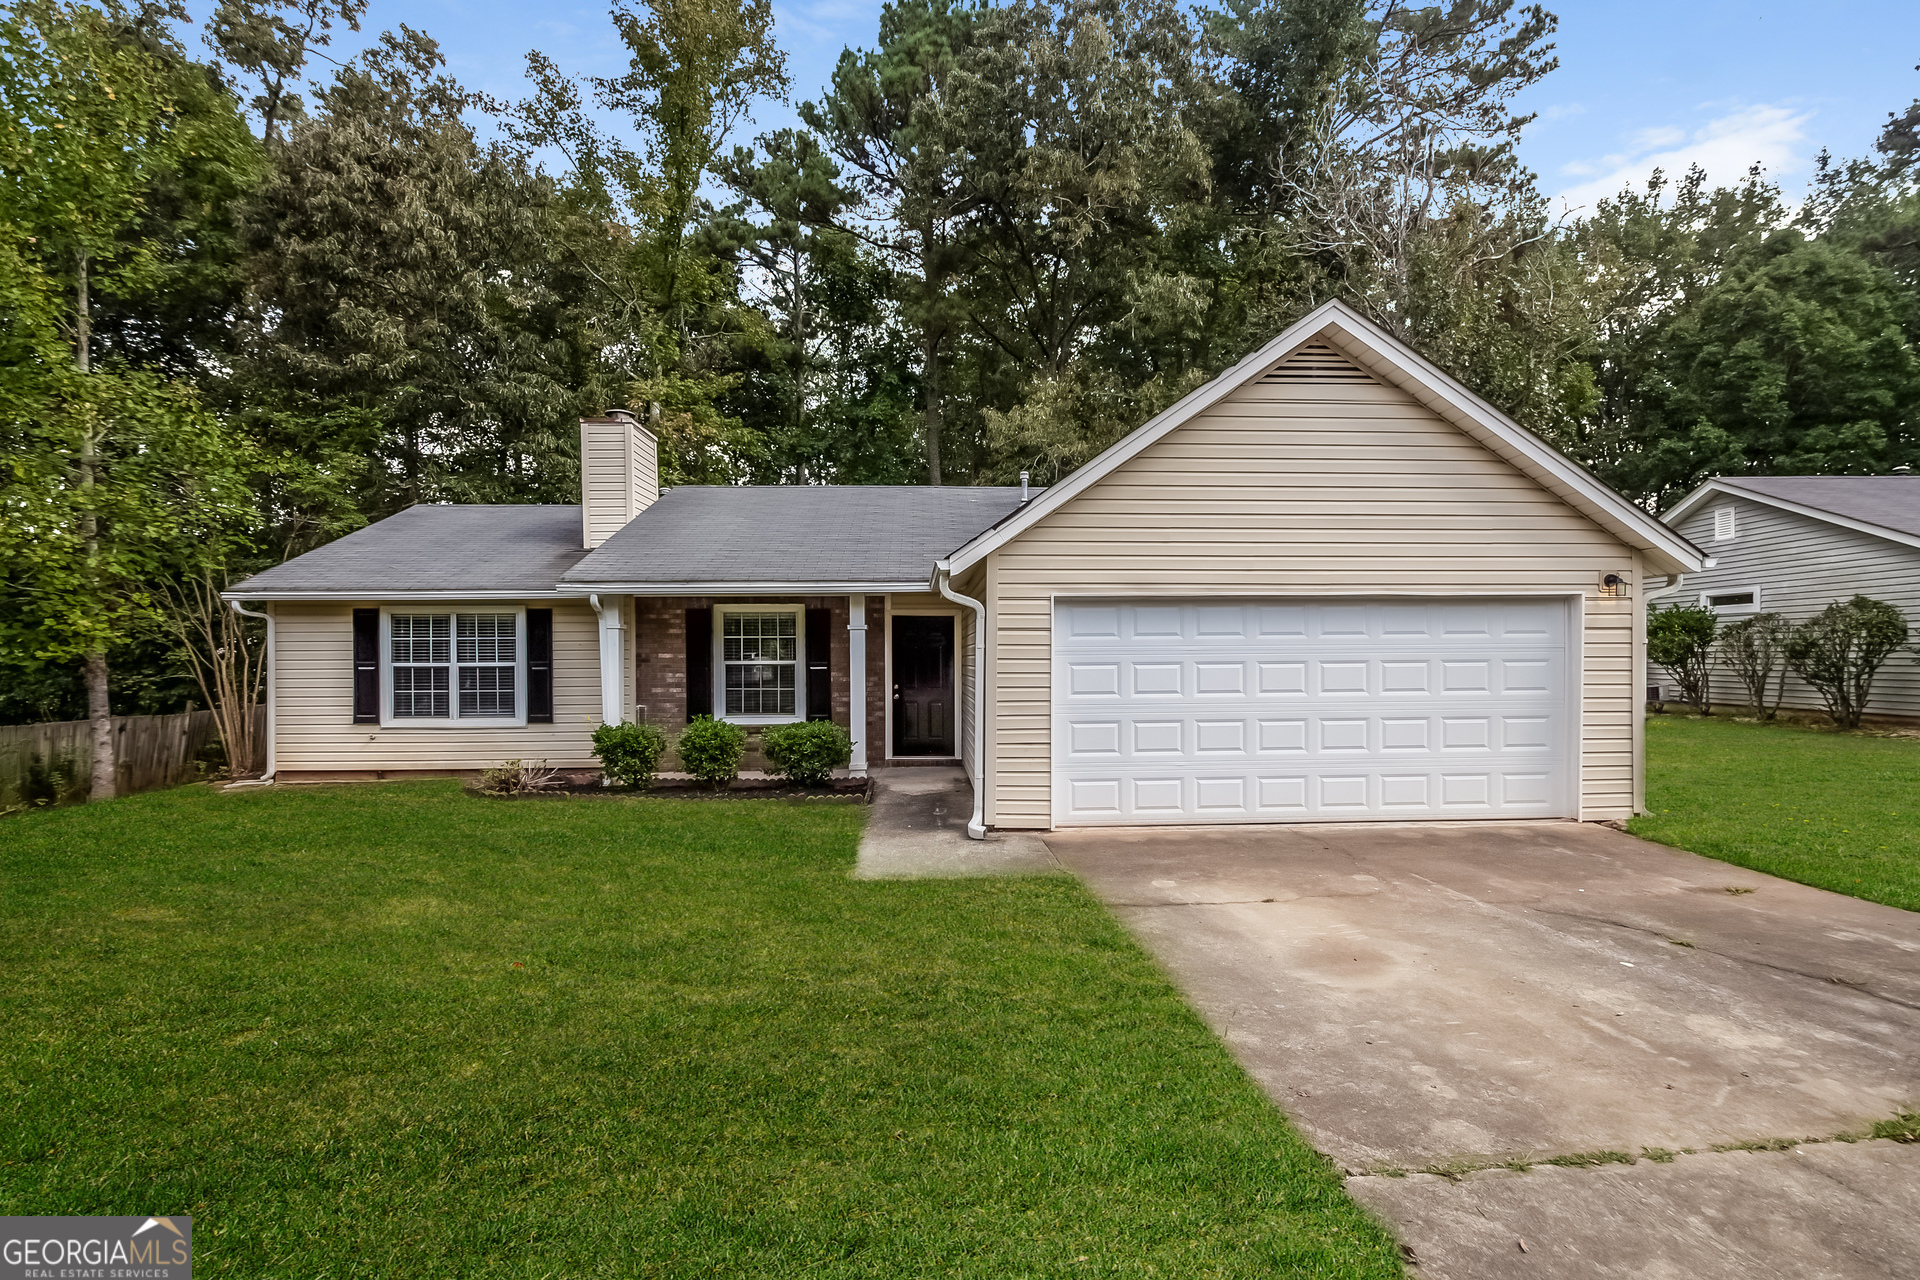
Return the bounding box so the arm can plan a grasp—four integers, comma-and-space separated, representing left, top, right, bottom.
803, 0, 978, 483
1786, 596, 1909, 730
234, 28, 591, 549
495, 0, 789, 485
717, 129, 863, 478
0, 0, 259, 795
203, 0, 365, 143
1627, 231, 1920, 507
944, 0, 1214, 481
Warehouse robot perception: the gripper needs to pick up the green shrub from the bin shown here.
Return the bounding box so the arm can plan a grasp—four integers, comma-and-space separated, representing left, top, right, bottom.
1717, 612, 1791, 718
1785, 595, 1909, 729
761, 720, 853, 786
592, 721, 669, 789
677, 715, 747, 789
1649, 602, 1720, 714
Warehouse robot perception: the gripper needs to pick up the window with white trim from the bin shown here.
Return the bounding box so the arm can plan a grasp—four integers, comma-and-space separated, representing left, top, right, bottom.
718, 608, 802, 720
1712, 506, 1737, 541
1701, 587, 1761, 616
384, 610, 524, 723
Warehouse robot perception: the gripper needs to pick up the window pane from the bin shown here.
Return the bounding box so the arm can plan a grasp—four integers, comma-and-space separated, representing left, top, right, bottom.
1709, 592, 1755, 607
725, 612, 797, 662
393, 665, 450, 718
459, 666, 516, 716
725, 661, 796, 716
391, 614, 450, 664
458, 614, 516, 664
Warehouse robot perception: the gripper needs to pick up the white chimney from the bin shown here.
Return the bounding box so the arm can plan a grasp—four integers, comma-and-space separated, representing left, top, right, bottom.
579, 410, 659, 549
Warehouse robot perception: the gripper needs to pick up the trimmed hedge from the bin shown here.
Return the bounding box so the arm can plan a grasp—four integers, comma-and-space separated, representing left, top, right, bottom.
761, 721, 852, 786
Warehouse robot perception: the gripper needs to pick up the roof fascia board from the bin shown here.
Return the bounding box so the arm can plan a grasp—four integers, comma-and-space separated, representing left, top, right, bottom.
945, 298, 1704, 577
1671, 480, 1920, 553
222, 589, 576, 602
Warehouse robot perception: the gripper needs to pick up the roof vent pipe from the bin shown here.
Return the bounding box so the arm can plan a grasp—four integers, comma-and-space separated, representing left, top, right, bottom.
1019, 471, 1029, 502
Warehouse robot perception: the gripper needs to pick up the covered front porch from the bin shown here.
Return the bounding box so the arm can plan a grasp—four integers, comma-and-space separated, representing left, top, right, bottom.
589, 591, 973, 777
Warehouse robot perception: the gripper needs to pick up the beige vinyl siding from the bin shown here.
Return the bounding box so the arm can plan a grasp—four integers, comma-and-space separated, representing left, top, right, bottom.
580, 418, 658, 549
984, 361, 1642, 827
273, 600, 604, 773
1652, 497, 1920, 717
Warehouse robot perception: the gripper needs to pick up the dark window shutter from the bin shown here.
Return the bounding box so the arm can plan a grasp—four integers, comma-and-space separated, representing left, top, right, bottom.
806, 607, 831, 721
685, 607, 712, 721
352, 608, 380, 723
526, 608, 553, 723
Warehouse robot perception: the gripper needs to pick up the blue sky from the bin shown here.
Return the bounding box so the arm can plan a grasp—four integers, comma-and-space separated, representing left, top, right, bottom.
217, 0, 1918, 210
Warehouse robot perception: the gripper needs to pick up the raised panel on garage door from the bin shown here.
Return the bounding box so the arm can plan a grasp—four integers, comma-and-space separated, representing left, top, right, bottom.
1052, 598, 1572, 825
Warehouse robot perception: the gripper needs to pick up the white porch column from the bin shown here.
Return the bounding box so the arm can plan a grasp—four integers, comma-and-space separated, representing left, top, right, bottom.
847, 595, 868, 776
590, 594, 627, 726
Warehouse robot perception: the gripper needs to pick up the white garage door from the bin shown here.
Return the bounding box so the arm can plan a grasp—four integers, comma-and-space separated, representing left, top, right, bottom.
1053, 598, 1573, 824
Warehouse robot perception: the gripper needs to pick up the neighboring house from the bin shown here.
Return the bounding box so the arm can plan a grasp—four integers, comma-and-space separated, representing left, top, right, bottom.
226, 300, 1702, 832
1649, 476, 1920, 718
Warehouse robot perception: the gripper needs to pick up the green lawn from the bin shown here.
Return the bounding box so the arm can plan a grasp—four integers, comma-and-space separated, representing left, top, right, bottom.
1631, 714, 1920, 912
0, 782, 1399, 1278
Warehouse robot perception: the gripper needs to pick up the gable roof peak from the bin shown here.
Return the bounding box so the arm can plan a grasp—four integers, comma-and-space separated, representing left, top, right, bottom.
942, 300, 1703, 576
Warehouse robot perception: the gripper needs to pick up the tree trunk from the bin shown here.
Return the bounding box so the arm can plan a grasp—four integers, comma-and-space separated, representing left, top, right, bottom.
85, 648, 116, 802
922, 324, 944, 487
77, 251, 114, 799
76, 252, 90, 375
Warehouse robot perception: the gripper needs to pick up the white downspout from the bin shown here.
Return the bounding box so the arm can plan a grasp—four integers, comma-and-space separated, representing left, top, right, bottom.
227, 600, 275, 785
589, 593, 626, 727
934, 561, 986, 840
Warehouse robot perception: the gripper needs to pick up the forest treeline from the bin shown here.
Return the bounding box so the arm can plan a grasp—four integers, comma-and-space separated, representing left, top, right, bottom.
1, 0, 1917, 726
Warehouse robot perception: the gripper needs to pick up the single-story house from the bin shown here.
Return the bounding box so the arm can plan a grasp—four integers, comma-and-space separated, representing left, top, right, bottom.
227, 300, 1703, 834
1648, 475, 1920, 718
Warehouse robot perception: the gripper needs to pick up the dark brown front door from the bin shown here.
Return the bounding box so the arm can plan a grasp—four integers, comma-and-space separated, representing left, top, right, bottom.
892, 615, 955, 756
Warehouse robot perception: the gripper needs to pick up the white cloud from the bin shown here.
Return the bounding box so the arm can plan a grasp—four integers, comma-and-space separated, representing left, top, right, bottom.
1551, 105, 1812, 214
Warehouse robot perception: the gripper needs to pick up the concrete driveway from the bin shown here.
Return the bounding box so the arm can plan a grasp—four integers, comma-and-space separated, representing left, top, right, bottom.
1044, 821, 1920, 1278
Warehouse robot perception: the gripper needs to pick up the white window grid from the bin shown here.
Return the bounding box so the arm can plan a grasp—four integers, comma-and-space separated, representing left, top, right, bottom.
385, 610, 523, 723
718, 608, 802, 721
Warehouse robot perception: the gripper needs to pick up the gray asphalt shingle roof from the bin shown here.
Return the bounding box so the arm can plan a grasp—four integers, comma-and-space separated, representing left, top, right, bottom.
228, 505, 589, 596
1716, 476, 1920, 542
562, 486, 1031, 587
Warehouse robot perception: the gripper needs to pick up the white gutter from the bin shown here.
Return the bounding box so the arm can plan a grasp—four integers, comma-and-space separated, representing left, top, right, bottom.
1643, 556, 1718, 607
933, 560, 987, 840
227, 601, 275, 786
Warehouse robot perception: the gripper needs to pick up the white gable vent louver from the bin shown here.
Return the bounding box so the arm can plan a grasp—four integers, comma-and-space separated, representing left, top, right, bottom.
1260, 341, 1376, 384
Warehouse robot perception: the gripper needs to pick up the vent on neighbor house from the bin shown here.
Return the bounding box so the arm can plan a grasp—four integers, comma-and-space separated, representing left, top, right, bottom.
1260, 341, 1376, 384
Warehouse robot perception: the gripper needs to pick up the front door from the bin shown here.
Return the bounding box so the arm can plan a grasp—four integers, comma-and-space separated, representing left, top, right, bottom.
892, 615, 955, 756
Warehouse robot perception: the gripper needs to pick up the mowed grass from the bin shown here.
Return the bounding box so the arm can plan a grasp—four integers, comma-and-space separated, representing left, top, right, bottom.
0, 782, 1399, 1278
1630, 714, 1920, 912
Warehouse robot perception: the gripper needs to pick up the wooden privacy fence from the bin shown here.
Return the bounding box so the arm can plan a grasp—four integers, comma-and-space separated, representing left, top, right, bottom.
0, 707, 265, 811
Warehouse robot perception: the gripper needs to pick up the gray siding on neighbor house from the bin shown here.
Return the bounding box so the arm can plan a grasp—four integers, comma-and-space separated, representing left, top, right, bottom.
1650, 495, 1920, 717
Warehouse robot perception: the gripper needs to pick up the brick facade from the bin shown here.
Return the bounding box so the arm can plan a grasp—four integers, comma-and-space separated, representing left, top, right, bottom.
632, 595, 884, 771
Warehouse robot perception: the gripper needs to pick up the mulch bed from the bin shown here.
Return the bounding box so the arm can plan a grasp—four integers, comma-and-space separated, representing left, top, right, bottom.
470, 776, 872, 803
